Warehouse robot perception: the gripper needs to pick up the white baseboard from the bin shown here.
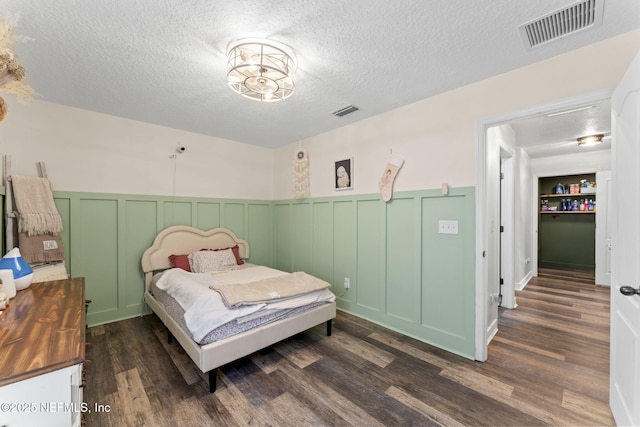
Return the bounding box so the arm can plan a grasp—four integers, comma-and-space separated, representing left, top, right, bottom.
516, 271, 533, 291
486, 319, 498, 345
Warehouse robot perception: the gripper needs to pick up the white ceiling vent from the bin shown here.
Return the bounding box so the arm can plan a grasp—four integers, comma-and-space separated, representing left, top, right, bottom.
332, 105, 359, 117
518, 0, 604, 50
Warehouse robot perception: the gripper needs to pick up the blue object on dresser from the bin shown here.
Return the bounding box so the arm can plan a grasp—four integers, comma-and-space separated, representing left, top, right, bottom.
0, 248, 34, 291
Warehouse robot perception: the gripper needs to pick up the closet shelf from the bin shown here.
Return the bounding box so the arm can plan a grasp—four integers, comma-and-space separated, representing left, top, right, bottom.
540, 211, 595, 214
540, 193, 596, 198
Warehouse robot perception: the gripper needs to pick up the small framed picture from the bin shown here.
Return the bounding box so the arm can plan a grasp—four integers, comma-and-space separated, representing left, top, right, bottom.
335, 158, 353, 190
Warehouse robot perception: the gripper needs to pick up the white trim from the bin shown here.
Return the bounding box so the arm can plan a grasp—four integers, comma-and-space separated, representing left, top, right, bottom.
595, 170, 612, 286
532, 178, 539, 278
475, 88, 613, 362
516, 271, 533, 291
500, 154, 516, 309
475, 122, 488, 361
486, 318, 499, 345
532, 165, 608, 276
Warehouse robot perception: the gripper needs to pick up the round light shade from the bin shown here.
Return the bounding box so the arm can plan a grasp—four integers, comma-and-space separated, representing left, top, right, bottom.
227, 38, 296, 102
0, 248, 34, 291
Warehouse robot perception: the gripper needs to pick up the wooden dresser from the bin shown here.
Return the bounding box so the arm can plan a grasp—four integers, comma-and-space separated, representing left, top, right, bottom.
0, 277, 86, 427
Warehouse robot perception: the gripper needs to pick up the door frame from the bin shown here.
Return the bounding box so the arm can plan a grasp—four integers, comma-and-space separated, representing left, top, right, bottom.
500, 151, 516, 309
532, 169, 605, 274
595, 170, 612, 286
475, 88, 613, 361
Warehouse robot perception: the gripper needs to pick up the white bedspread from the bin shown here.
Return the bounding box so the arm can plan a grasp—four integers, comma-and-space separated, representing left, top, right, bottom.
156, 268, 265, 342
155, 266, 335, 342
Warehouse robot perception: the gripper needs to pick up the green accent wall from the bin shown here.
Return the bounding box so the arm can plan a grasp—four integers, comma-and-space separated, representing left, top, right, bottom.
49, 187, 476, 360
538, 174, 596, 271
53, 192, 273, 327
274, 187, 476, 359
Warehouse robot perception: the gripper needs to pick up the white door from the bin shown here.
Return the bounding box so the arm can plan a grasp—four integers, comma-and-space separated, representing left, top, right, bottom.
610, 50, 640, 426
595, 170, 612, 286
485, 127, 501, 345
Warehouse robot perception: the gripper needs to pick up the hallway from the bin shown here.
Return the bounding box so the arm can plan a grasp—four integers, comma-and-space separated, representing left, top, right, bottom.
491, 267, 613, 425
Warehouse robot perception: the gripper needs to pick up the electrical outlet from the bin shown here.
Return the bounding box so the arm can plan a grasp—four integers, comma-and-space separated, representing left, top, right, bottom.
344, 277, 350, 289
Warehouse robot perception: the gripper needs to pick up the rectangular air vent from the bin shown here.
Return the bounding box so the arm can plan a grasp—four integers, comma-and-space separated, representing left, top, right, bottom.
518, 0, 604, 50
332, 105, 359, 117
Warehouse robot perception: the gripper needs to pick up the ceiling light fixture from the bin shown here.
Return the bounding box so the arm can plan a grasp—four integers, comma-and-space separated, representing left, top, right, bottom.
227, 38, 296, 102
577, 134, 604, 146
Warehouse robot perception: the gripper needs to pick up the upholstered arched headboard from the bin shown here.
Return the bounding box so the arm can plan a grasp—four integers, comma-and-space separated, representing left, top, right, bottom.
141, 226, 249, 290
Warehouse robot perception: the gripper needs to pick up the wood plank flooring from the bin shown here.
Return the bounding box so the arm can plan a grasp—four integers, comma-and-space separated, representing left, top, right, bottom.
84, 268, 613, 426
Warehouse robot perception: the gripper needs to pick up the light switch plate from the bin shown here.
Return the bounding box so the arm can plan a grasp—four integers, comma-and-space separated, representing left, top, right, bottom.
438, 220, 459, 234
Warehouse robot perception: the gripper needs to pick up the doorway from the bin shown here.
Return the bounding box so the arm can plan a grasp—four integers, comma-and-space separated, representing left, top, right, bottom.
475, 88, 613, 361
537, 173, 597, 272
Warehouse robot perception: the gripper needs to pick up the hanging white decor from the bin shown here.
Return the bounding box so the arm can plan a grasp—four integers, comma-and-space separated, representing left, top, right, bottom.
293, 147, 310, 198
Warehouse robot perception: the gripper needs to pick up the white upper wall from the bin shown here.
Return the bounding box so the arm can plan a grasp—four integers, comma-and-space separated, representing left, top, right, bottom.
531, 150, 612, 176
0, 30, 637, 201
273, 30, 640, 199
0, 100, 275, 199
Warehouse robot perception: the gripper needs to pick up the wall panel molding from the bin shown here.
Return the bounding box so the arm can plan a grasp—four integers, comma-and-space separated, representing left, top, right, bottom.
53, 191, 273, 327
49, 188, 474, 359
274, 187, 476, 359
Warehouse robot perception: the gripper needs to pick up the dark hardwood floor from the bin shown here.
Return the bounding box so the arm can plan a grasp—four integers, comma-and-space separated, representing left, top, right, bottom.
84, 268, 613, 426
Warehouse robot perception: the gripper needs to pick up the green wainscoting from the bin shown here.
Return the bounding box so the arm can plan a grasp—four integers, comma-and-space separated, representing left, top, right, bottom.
52, 192, 273, 327
49, 187, 476, 359
274, 187, 476, 359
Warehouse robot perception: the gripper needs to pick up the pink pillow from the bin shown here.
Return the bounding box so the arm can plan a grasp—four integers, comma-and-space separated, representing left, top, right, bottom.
168, 254, 191, 271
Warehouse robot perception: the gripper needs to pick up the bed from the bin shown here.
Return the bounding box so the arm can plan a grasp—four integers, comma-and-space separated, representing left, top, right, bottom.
141, 225, 336, 392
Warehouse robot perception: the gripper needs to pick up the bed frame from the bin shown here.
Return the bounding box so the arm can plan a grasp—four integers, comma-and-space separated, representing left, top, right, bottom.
141, 225, 336, 392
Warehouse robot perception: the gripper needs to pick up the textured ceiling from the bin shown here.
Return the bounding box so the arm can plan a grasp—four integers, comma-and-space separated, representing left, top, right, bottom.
510, 100, 612, 158
3, 0, 640, 148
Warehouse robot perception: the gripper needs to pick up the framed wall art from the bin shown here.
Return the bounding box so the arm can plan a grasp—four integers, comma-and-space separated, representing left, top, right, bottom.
334, 158, 353, 190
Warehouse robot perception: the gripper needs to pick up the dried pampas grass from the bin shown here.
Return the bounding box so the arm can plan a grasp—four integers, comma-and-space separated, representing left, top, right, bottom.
0, 54, 25, 86
0, 80, 33, 101
0, 20, 15, 54
0, 18, 33, 103
0, 96, 6, 122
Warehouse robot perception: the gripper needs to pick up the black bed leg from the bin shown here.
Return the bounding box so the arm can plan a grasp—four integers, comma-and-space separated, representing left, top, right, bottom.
209, 369, 217, 393
326, 319, 332, 336
167, 330, 174, 344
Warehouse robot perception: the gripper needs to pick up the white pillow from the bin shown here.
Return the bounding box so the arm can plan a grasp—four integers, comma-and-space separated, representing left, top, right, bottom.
188, 249, 238, 273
